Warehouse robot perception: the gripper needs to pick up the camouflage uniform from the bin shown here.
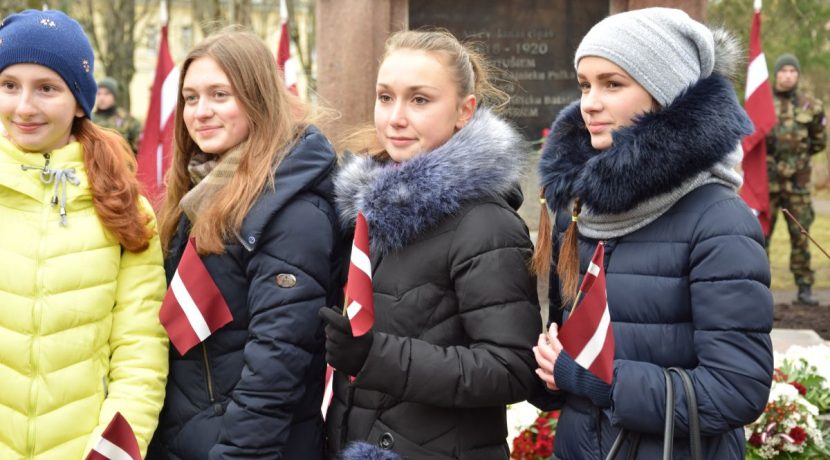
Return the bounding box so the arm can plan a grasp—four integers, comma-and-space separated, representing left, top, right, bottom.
765, 88, 827, 286
92, 108, 142, 154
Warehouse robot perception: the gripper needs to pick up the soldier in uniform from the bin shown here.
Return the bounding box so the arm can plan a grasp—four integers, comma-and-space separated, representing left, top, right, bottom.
766, 53, 827, 306
92, 76, 142, 154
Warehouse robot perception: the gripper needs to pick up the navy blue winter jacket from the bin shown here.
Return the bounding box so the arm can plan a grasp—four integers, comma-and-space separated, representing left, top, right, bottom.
147, 126, 346, 460
534, 76, 774, 459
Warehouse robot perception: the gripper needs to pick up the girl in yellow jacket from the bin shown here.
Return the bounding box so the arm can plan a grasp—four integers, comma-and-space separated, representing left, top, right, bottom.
0, 9, 168, 459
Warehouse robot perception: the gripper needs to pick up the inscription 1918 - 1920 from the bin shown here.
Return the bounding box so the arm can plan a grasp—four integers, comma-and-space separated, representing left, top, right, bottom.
410, 0, 607, 141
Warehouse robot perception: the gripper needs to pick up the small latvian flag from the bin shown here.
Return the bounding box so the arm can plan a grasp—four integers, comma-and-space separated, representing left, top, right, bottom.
558, 242, 615, 384
160, 238, 232, 355
345, 212, 374, 336
86, 412, 141, 460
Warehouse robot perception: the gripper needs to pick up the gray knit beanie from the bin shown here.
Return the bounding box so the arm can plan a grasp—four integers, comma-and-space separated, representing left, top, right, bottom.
97, 76, 119, 98
773, 53, 800, 74
575, 7, 715, 107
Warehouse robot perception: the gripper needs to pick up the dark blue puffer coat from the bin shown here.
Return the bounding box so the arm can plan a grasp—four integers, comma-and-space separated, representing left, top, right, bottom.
534, 76, 774, 459
147, 126, 346, 460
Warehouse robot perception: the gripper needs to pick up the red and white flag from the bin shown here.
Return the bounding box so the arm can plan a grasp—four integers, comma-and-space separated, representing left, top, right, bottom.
345, 212, 374, 336
558, 242, 614, 385
85, 412, 141, 460
137, 0, 180, 205
740, 0, 777, 236
322, 212, 374, 418
276, 0, 298, 94
160, 239, 233, 356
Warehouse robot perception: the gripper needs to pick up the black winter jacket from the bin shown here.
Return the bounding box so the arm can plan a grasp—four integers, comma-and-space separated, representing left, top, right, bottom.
534, 76, 774, 459
147, 126, 346, 460
328, 109, 542, 459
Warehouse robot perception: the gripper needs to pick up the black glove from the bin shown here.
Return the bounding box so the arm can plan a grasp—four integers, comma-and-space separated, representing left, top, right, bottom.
319, 306, 373, 376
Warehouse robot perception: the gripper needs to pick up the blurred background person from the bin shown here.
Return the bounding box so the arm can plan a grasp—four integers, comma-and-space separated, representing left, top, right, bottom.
93, 76, 142, 154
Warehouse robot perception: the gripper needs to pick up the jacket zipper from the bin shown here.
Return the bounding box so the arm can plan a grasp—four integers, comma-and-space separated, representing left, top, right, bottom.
27, 154, 51, 457
201, 343, 222, 414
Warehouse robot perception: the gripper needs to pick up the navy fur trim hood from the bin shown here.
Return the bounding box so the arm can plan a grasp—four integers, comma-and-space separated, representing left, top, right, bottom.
538, 75, 753, 214
335, 108, 528, 255
339, 442, 403, 460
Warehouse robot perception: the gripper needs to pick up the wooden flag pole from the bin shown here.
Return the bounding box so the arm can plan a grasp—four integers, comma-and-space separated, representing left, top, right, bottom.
782, 209, 830, 260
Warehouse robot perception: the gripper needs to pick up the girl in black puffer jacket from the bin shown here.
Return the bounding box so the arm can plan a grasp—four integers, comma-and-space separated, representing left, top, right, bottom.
320, 30, 542, 459
531, 7, 774, 460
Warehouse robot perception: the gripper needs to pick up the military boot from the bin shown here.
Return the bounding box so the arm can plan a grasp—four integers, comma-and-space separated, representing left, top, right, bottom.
796, 284, 820, 306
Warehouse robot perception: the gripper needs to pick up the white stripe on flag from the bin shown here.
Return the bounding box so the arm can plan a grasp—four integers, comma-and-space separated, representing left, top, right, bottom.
170, 271, 212, 341
574, 302, 611, 370
155, 144, 163, 187
587, 261, 600, 277
745, 53, 769, 100
160, 66, 181, 127
350, 244, 372, 279
346, 300, 362, 320
92, 438, 134, 460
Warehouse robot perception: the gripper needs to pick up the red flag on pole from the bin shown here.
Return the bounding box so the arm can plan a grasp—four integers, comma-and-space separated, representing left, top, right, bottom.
345, 212, 374, 336
558, 242, 614, 385
159, 239, 233, 356
137, 0, 180, 205
277, 0, 298, 94
740, 0, 777, 236
85, 412, 141, 460
322, 212, 374, 418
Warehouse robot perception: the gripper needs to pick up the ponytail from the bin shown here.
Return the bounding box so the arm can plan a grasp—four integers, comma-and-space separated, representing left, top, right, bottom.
557, 199, 582, 304
530, 188, 552, 276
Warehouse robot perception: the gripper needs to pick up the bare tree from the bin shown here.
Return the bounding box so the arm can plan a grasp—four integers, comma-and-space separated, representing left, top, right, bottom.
74, 0, 154, 112
192, 0, 225, 37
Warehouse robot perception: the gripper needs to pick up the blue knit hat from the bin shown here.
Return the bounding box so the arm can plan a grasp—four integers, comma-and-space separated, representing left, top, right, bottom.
0, 9, 97, 118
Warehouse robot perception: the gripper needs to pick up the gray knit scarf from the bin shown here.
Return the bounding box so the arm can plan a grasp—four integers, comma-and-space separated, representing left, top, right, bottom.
576, 145, 743, 239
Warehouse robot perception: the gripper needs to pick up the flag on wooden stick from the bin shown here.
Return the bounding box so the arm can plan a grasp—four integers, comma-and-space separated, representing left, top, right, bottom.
344, 212, 374, 336
85, 412, 141, 460
740, 0, 777, 236
159, 239, 233, 355
558, 242, 615, 384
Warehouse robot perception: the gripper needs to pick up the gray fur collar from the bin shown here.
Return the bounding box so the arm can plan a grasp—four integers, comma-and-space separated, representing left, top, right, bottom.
335, 108, 528, 255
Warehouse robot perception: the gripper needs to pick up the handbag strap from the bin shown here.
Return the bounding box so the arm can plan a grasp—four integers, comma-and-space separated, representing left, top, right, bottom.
662, 369, 675, 460
668, 367, 702, 460
605, 368, 701, 460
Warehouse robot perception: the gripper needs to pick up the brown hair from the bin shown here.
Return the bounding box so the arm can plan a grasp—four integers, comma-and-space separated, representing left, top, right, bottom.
341, 28, 509, 157
532, 195, 582, 304
75, 118, 153, 252
158, 28, 310, 255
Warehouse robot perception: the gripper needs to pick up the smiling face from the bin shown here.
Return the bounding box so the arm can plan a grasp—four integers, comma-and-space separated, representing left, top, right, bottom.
181, 56, 250, 156
577, 56, 655, 150
374, 49, 476, 162
0, 63, 83, 153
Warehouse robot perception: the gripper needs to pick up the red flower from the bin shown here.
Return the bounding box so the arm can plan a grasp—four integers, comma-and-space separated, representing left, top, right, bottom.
749, 432, 764, 447
790, 381, 808, 396
789, 426, 807, 445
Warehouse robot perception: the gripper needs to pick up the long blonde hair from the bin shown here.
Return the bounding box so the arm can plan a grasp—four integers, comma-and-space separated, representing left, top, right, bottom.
341, 29, 508, 157
158, 28, 310, 255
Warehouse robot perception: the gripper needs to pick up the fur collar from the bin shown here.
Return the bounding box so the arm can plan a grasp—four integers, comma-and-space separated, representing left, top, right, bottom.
539, 75, 753, 214
335, 108, 528, 255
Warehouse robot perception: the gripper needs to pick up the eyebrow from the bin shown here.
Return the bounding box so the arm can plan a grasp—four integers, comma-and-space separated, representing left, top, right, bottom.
376, 82, 439, 91
181, 83, 232, 92
577, 72, 629, 81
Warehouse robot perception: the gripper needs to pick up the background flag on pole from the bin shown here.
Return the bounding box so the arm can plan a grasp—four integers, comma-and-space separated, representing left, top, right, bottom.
137, 0, 180, 204
159, 239, 233, 356
558, 242, 615, 385
740, 0, 777, 236
85, 412, 141, 460
277, 0, 298, 94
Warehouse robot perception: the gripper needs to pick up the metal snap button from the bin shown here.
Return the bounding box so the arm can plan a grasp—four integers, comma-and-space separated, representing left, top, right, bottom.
378, 432, 394, 449
275, 273, 297, 288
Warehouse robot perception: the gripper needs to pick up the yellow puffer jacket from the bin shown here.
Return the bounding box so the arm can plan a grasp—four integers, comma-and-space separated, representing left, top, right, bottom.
0, 138, 168, 459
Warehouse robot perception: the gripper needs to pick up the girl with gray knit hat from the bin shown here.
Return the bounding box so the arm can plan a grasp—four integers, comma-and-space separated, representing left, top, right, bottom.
531, 7, 773, 459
